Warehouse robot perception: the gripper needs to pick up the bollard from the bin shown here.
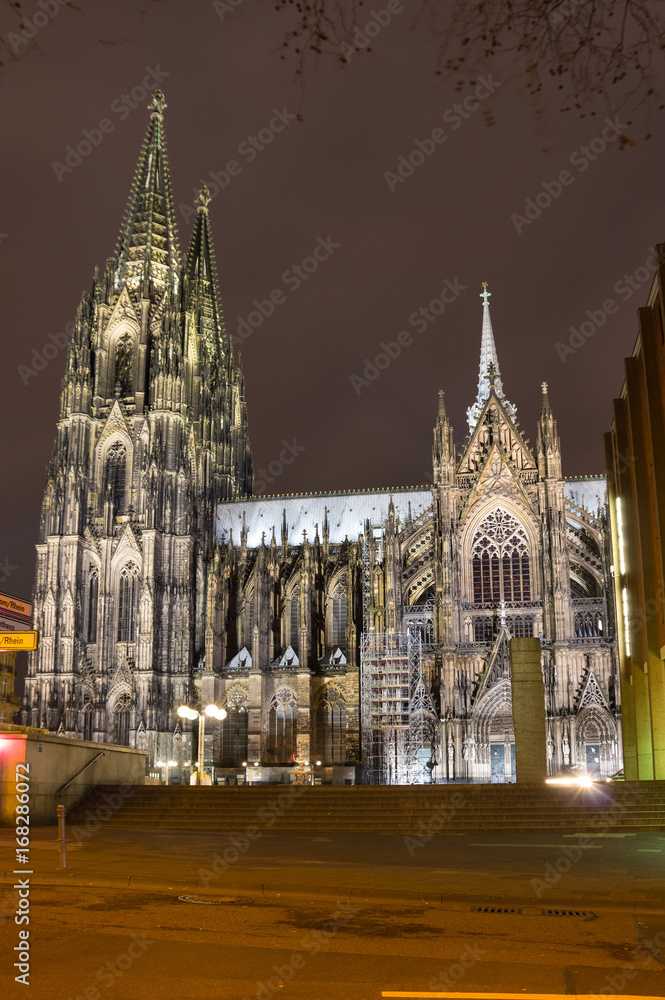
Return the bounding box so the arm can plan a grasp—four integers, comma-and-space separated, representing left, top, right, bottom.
57, 803, 67, 869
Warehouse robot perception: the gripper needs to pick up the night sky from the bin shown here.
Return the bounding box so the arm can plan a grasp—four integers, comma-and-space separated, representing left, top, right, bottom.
2, 1, 665, 682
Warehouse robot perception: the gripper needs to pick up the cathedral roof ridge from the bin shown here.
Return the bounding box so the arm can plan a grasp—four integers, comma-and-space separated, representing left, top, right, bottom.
222, 484, 433, 503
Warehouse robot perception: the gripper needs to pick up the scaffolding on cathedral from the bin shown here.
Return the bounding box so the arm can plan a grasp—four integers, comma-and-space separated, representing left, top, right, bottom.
360, 524, 436, 784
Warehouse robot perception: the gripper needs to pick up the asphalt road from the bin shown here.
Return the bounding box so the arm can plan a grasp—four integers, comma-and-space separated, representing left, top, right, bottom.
1, 884, 664, 1000
2, 829, 665, 999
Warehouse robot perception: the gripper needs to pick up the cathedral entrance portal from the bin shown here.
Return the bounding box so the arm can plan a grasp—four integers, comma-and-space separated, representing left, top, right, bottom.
489, 740, 515, 782
585, 742, 601, 778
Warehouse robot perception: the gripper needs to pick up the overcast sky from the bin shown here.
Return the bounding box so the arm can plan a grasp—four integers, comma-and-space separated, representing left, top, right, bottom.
2, 0, 665, 634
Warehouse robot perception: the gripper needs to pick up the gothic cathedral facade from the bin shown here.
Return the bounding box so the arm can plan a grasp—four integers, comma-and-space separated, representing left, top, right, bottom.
25, 93, 622, 783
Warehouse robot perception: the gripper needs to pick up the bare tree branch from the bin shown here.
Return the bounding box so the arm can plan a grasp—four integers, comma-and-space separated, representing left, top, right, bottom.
275, 0, 665, 137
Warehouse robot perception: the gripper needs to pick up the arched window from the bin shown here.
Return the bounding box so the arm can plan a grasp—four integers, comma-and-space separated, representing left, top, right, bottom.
331, 582, 347, 648
267, 688, 297, 762
113, 693, 131, 746
219, 690, 248, 766
314, 686, 346, 764
86, 572, 99, 644
289, 586, 300, 651
472, 510, 531, 605
117, 564, 139, 642
105, 442, 127, 517
247, 592, 254, 644
82, 704, 94, 741
114, 335, 134, 396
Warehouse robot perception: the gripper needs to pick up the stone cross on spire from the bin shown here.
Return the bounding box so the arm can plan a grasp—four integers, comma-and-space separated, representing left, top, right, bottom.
148, 90, 167, 116
197, 183, 211, 211
466, 283, 517, 433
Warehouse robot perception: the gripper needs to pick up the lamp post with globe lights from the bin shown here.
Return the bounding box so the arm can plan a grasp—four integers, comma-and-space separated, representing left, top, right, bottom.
177, 704, 227, 786
155, 759, 177, 785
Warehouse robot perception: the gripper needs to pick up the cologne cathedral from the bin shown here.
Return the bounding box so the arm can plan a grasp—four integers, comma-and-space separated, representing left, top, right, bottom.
25, 93, 622, 784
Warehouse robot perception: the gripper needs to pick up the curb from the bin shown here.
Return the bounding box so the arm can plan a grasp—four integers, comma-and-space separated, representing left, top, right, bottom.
2, 871, 664, 914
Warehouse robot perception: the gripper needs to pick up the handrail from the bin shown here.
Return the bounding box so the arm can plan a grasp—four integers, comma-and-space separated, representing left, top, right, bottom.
55, 751, 105, 797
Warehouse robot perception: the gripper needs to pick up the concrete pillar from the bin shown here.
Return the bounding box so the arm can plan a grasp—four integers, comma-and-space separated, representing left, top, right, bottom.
510, 637, 546, 783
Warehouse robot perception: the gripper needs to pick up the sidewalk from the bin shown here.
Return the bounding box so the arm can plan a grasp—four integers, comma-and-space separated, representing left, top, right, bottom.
2, 826, 664, 912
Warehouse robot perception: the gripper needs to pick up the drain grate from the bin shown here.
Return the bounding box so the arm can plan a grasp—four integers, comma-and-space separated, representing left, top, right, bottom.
178, 894, 245, 905
470, 906, 521, 914
470, 906, 596, 918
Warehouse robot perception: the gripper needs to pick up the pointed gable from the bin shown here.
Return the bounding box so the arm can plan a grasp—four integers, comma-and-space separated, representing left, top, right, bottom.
105, 285, 140, 338
474, 626, 512, 704
458, 392, 537, 479
575, 667, 609, 712
226, 647, 252, 671
274, 645, 299, 667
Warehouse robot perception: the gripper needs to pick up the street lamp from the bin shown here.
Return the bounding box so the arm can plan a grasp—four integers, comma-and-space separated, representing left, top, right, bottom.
155, 760, 177, 785
177, 704, 227, 786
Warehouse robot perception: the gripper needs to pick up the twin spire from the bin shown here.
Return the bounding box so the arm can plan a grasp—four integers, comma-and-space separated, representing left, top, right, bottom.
114, 91, 181, 293
114, 91, 221, 318
466, 283, 516, 432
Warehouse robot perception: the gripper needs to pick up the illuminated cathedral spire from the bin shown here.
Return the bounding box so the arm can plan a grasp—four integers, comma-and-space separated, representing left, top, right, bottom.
466, 283, 516, 432
114, 90, 180, 293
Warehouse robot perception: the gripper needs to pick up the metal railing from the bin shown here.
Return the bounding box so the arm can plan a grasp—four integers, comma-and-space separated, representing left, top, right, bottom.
55, 751, 105, 869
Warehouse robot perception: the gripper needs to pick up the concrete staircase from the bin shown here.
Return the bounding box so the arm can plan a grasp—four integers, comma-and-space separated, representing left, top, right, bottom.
68, 781, 665, 833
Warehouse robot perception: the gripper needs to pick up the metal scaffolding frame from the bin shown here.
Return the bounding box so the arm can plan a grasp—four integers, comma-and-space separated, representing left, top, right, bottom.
360, 523, 437, 784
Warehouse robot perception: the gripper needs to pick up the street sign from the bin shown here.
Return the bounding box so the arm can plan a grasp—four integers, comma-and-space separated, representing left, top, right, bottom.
0, 615, 25, 632
0, 631, 38, 651
0, 592, 33, 623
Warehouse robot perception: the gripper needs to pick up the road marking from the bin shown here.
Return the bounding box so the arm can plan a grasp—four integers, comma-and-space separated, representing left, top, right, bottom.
468, 843, 602, 849
381, 993, 665, 999
636, 848, 662, 852
565, 832, 636, 837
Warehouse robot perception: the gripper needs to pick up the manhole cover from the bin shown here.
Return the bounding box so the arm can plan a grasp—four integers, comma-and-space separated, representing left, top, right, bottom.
178, 895, 243, 905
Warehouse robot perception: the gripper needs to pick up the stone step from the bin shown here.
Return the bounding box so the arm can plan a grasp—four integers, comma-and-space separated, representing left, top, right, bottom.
68, 783, 665, 834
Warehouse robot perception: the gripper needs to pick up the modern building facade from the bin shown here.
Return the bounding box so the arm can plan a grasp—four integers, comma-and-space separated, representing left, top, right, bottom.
605, 243, 665, 780
25, 93, 622, 783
